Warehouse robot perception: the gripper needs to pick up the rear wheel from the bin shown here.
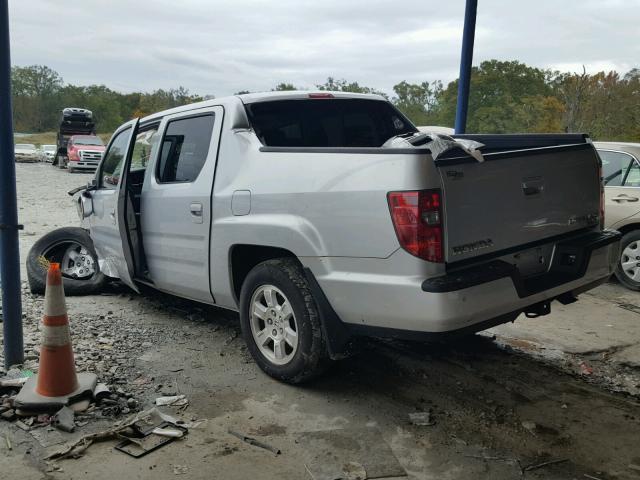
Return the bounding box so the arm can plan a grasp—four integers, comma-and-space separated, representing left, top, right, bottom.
239, 258, 330, 383
615, 230, 640, 291
26, 227, 106, 295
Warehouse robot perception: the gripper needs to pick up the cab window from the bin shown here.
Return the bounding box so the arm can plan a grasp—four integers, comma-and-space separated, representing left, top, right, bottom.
131, 126, 160, 172
99, 128, 131, 189
157, 115, 215, 183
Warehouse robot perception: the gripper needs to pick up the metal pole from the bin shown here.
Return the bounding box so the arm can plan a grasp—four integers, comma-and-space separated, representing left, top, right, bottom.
0, 0, 24, 369
454, 0, 478, 134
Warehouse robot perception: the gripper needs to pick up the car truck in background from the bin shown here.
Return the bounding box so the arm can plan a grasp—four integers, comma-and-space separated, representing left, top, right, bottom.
66, 135, 105, 172
28, 92, 621, 383
53, 107, 97, 169
14, 143, 41, 162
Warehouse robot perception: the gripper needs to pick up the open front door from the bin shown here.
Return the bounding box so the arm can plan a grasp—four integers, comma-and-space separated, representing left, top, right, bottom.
89, 119, 140, 292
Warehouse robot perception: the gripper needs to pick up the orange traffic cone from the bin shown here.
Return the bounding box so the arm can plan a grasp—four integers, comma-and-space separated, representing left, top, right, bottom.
36, 262, 79, 397
14, 263, 97, 412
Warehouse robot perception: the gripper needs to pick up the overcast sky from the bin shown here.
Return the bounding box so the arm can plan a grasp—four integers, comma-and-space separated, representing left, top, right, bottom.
8, 0, 640, 97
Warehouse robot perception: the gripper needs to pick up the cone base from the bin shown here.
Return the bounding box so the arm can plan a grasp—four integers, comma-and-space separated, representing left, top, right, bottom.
14, 372, 98, 413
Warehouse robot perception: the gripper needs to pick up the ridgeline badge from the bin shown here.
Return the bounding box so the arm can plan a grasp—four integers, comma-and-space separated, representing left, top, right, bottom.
452, 238, 494, 255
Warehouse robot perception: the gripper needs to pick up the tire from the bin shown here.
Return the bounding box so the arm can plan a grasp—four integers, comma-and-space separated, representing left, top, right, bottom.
68, 166, 75, 173
26, 227, 107, 296
614, 230, 640, 291
239, 258, 330, 383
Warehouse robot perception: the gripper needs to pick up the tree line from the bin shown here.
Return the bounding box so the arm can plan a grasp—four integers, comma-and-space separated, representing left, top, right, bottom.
11, 60, 639, 141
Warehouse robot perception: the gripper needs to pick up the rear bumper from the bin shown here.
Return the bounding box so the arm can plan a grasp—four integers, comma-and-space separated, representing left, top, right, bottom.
68, 160, 99, 170
422, 230, 620, 298
310, 230, 620, 336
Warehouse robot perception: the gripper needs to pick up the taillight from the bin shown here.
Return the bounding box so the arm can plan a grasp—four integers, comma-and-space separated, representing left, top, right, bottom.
387, 189, 444, 263
308, 93, 334, 99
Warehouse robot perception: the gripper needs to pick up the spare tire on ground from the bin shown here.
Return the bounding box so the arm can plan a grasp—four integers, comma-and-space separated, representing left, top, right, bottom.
26, 227, 107, 295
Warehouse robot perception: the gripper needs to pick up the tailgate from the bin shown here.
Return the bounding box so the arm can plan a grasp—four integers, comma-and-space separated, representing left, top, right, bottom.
438, 143, 601, 263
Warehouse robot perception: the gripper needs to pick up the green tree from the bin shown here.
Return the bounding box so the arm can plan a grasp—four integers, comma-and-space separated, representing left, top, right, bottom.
11, 65, 63, 131
134, 87, 201, 118
438, 60, 560, 133
316, 77, 387, 97
552, 69, 640, 140
273, 83, 297, 91
8, 62, 640, 142
391, 80, 443, 126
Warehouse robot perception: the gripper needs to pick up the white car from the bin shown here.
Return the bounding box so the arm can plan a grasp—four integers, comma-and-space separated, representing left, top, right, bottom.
14, 143, 40, 162
41, 144, 57, 162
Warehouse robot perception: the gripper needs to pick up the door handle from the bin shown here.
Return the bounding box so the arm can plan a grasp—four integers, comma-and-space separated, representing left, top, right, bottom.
612, 195, 639, 202
190, 202, 203, 223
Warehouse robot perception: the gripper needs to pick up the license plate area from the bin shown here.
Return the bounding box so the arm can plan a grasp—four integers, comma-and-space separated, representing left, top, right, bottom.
507, 244, 554, 278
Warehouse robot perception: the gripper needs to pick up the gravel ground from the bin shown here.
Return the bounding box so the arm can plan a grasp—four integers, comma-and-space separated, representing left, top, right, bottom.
1, 163, 640, 480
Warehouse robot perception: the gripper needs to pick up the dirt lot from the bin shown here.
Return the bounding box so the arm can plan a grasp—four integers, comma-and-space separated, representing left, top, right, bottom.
1, 163, 640, 480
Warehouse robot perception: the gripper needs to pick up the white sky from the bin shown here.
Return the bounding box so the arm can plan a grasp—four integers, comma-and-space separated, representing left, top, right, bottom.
8, 0, 640, 97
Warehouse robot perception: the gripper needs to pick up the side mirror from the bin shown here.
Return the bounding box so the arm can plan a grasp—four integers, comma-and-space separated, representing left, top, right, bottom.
77, 194, 94, 218
68, 179, 97, 196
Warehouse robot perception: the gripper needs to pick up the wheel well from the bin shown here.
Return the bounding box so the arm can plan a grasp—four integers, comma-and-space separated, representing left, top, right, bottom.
229, 245, 297, 304
614, 224, 640, 236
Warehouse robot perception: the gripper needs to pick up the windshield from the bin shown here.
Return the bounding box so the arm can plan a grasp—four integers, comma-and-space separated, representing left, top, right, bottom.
245, 98, 417, 147
73, 136, 103, 146
16, 144, 36, 150
43, 145, 56, 151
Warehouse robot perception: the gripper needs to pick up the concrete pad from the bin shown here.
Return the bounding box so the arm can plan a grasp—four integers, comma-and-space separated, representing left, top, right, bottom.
490, 294, 640, 355
14, 372, 97, 412
298, 428, 407, 479
611, 343, 640, 368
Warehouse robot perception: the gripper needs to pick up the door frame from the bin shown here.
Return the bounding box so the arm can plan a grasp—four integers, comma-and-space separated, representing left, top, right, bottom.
116, 118, 141, 290
139, 105, 224, 303
90, 118, 140, 292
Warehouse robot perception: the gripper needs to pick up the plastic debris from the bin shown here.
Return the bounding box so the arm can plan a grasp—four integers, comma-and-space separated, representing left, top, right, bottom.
408, 412, 435, 426
152, 427, 185, 438
0, 376, 29, 390
93, 383, 112, 402
229, 429, 281, 455
155, 395, 188, 407
579, 362, 594, 376
46, 408, 162, 460
52, 406, 75, 433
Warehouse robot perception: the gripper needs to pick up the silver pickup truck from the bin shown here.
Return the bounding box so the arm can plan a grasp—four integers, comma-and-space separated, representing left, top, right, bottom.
27, 91, 621, 383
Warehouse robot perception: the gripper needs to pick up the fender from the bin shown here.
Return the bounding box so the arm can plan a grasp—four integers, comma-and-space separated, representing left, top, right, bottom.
210, 213, 328, 308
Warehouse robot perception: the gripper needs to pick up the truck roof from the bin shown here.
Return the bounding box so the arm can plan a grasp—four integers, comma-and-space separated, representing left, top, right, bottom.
140, 91, 387, 126
237, 90, 387, 104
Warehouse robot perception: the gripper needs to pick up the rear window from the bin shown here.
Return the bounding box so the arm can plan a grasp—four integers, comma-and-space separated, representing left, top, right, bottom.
245, 99, 416, 147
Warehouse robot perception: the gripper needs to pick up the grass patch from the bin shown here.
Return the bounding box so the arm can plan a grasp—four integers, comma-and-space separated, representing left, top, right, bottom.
14, 132, 113, 147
